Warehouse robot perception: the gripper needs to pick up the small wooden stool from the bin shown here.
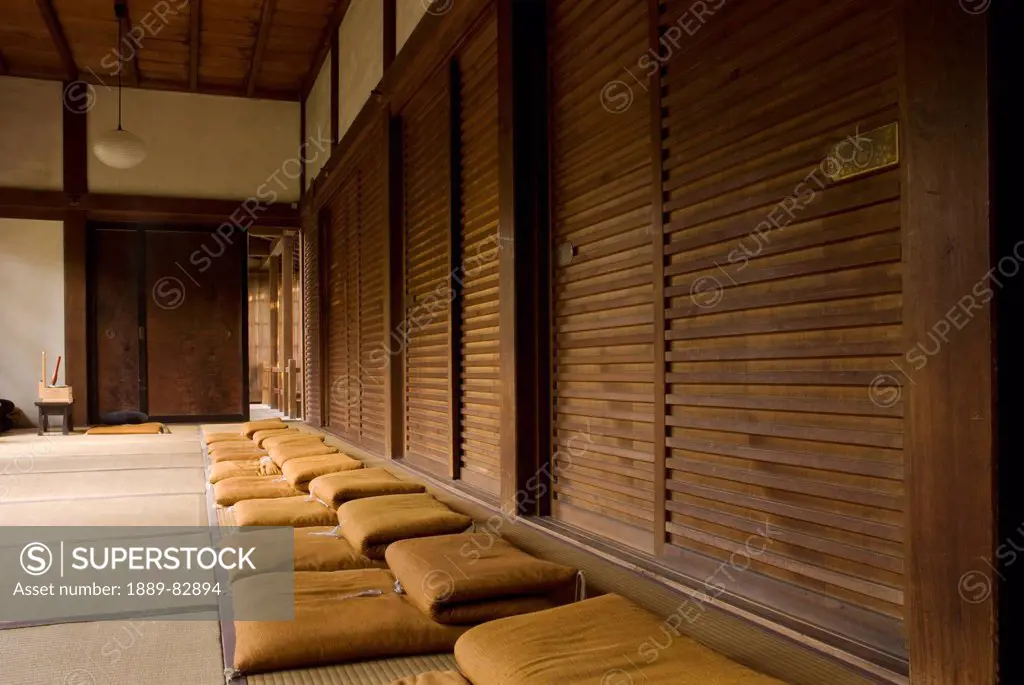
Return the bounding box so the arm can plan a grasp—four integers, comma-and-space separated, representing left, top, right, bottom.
35, 401, 74, 435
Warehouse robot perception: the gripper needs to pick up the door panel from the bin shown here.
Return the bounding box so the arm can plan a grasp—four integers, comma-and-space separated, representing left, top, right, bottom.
92, 228, 142, 418
143, 230, 245, 418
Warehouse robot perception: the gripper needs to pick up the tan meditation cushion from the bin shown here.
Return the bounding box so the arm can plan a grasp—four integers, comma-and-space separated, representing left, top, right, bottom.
309, 468, 426, 508
262, 432, 324, 450
229, 527, 386, 580
455, 594, 786, 685
214, 476, 301, 507
209, 445, 268, 464
252, 427, 299, 447
387, 673, 470, 685
269, 440, 338, 467
386, 533, 576, 624
86, 422, 166, 435
208, 459, 260, 484
339, 494, 473, 560
282, 453, 363, 491
232, 570, 468, 674
205, 432, 251, 446
233, 496, 338, 528
241, 419, 287, 438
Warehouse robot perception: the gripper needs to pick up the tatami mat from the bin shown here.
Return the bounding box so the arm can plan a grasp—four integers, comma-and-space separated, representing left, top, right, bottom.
0, 468, 205, 502
248, 654, 460, 685
0, 493, 209, 526
0, 452, 202, 473
0, 615, 224, 685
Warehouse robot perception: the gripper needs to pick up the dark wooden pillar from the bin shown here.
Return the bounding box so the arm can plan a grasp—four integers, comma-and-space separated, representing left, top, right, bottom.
383, 111, 405, 459
63, 85, 88, 427
447, 58, 463, 481
902, 2, 995, 683
497, 0, 549, 517
383, 0, 396, 71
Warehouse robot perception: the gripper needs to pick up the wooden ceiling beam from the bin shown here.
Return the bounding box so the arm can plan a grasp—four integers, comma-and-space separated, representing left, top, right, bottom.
115, 0, 140, 87
189, 0, 201, 91
301, 0, 351, 101
35, 0, 78, 81
247, 0, 276, 97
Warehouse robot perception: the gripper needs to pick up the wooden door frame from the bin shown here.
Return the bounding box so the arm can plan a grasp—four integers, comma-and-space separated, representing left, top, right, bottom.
86, 221, 250, 424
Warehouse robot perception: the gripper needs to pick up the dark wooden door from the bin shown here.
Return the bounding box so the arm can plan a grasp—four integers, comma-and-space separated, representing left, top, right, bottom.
90, 227, 143, 417
89, 225, 248, 422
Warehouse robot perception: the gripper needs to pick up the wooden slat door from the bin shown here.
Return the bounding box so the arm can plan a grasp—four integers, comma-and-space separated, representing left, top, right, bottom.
547, 0, 656, 551
358, 137, 388, 454
659, 0, 904, 620
91, 227, 142, 417
327, 170, 358, 435
457, 9, 501, 495
302, 220, 321, 425
402, 68, 453, 477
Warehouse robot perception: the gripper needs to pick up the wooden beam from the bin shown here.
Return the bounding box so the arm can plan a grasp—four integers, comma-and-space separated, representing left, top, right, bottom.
64, 212, 88, 428
115, 0, 139, 88
268, 252, 280, 409
647, 0, 667, 557
35, 0, 77, 81
383, 0, 397, 71
189, 0, 201, 91
302, 0, 352, 101
0, 49, 9, 75
0, 188, 300, 227
902, 1, 995, 683
330, 27, 340, 147
497, 0, 549, 517
247, 0, 276, 97
300, 97, 307, 196
77, 72, 298, 102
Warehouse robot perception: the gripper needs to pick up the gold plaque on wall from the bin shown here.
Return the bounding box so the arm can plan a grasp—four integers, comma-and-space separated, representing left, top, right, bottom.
827, 122, 900, 182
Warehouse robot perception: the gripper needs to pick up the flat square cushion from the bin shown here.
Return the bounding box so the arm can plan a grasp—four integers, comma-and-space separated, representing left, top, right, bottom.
454, 594, 786, 685
205, 432, 251, 446
282, 453, 363, 491
388, 673, 471, 685
208, 459, 260, 484
86, 422, 165, 435
209, 445, 268, 464
339, 494, 472, 560
214, 476, 301, 507
269, 441, 338, 467
386, 533, 576, 624
242, 419, 287, 438
309, 468, 426, 508
233, 495, 338, 528
232, 570, 468, 674
230, 527, 387, 579
252, 427, 299, 447
262, 432, 324, 451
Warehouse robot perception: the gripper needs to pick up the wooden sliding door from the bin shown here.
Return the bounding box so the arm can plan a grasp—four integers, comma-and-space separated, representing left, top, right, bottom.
88, 225, 248, 422
547, 0, 657, 551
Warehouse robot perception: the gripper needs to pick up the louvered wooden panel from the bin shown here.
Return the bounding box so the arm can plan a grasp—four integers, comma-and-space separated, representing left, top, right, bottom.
659, 0, 904, 619
327, 169, 359, 437
548, 0, 655, 551
358, 132, 388, 455
402, 69, 453, 477
457, 10, 501, 496
302, 221, 321, 425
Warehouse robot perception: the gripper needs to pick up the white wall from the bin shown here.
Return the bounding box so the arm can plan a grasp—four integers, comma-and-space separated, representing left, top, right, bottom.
305, 58, 333, 188
397, 0, 430, 54
0, 77, 63, 190
338, 0, 383, 140
0, 219, 65, 426
88, 88, 303, 202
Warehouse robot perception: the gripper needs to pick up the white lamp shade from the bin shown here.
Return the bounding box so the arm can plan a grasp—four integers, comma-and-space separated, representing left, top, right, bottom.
92, 128, 147, 169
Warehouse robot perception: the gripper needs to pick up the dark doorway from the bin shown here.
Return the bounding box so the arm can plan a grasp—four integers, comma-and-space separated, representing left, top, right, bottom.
87, 224, 249, 423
